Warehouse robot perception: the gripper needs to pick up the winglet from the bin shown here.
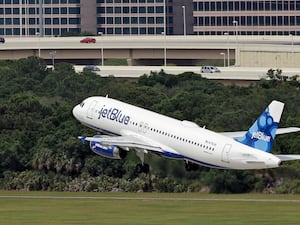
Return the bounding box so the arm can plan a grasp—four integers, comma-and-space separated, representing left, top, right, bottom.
235, 100, 284, 153
78, 136, 86, 144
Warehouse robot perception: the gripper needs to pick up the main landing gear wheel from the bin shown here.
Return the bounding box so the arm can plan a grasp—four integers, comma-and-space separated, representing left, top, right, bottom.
185, 161, 199, 171
135, 163, 150, 174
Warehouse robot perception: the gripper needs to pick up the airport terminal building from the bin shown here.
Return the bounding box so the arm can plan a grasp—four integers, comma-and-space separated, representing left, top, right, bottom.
0, 0, 300, 36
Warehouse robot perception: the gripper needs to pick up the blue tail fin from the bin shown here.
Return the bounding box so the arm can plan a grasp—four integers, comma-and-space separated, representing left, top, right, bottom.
235, 100, 284, 152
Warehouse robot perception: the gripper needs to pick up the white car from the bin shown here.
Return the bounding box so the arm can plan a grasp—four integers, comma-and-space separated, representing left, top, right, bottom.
200, 66, 220, 73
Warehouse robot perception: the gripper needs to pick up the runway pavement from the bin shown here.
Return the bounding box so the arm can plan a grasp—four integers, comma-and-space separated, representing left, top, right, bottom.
1, 194, 300, 203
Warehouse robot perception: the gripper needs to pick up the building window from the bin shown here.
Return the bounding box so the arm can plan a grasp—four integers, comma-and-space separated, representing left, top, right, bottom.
61, 18, 67, 24
53, 8, 59, 14
131, 7, 137, 13
97, 7, 105, 14
139, 17, 146, 24
148, 17, 154, 24
53, 18, 59, 24
131, 27, 138, 34
115, 27, 121, 34
156, 27, 163, 34
45, 18, 51, 24
123, 27, 130, 34
69, 18, 80, 24
131, 17, 138, 24
140, 27, 146, 34
97, 17, 105, 24
139, 7, 146, 13
69, 7, 80, 14
107, 28, 113, 34
115, 7, 121, 13
45, 8, 51, 14
148, 27, 154, 34
29, 18, 35, 24
5, 18, 12, 24
123, 17, 130, 24
148, 6, 154, 13
13, 28, 20, 35
13, 18, 19, 24
123, 7, 129, 13
156, 17, 163, 24
13, 8, 19, 14
107, 17, 113, 24
61, 7, 67, 14
156, 6, 163, 13
115, 17, 121, 24
5, 8, 12, 14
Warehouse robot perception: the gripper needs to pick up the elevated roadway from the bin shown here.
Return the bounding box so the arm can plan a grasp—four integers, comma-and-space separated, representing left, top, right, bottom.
0, 35, 300, 67
75, 65, 300, 85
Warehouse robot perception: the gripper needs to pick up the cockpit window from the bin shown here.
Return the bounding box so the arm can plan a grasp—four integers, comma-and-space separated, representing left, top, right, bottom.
80, 101, 85, 107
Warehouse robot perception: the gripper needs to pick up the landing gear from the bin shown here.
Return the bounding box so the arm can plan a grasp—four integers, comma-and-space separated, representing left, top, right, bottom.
135, 149, 150, 174
185, 161, 199, 171
135, 163, 150, 174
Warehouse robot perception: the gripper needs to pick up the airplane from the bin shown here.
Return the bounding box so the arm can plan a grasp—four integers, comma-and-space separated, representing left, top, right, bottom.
72, 96, 300, 173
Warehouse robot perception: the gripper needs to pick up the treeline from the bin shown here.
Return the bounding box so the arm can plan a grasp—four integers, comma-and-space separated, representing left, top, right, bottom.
0, 56, 300, 193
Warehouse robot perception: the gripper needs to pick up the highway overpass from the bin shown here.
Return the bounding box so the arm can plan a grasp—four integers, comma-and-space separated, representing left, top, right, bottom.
0, 35, 299, 67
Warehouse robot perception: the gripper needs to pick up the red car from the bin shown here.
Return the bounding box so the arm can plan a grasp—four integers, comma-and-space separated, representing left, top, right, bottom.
80, 37, 96, 43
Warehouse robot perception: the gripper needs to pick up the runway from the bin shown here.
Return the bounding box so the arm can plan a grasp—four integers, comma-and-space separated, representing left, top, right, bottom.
1, 194, 300, 203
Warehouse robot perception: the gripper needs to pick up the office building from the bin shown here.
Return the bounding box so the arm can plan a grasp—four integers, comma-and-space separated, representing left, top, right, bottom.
0, 0, 299, 36
193, 0, 300, 35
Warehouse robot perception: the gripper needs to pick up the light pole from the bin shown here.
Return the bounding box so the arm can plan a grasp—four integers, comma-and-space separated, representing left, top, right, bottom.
49, 51, 56, 66
289, 33, 294, 66
289, 33, 294, 53
220, 52, 225, 67
98, 31, 104, 67
224, 32, 230, 66
233, 20, 239, 66
36, 32, 40, 57
161, 31, 166, 67
182, 6, 186, 36
233, 20, 238, 36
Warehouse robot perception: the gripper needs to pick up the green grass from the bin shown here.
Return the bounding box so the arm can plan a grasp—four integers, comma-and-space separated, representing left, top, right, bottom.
1, 192, 300, 225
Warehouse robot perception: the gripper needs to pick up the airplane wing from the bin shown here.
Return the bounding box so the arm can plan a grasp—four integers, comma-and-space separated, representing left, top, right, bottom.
80, 135, 165, 153
220, 127, 300, 139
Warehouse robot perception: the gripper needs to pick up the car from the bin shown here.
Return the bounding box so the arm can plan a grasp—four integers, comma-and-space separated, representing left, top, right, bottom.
0, 37, 5, 43
83, 65, 101, 75
80, 37, 96, 43
200, 66, 220, 73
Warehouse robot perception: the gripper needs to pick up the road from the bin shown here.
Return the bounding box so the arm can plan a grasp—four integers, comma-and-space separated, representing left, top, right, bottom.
75, 66, 300, 80
1, 35, 299, 50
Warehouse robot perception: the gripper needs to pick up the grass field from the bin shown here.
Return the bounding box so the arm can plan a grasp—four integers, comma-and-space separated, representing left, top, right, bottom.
1, 191, 300, 225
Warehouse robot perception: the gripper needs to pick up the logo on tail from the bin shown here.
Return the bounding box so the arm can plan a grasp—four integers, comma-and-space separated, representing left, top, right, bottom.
235, 101, 284, 152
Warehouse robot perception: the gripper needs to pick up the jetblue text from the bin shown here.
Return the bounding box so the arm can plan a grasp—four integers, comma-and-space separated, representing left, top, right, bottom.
98, 105, 130, 125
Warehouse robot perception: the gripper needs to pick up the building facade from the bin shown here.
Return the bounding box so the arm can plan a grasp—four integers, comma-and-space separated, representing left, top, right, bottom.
0, 0, 81, 36
193, 0, 300, 35
0, 0, 299, 36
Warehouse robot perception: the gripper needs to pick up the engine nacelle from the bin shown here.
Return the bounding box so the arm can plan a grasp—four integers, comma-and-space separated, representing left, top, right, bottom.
90, 136, 127, 159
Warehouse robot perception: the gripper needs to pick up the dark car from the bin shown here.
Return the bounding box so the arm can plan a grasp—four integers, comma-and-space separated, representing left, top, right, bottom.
83, 65, 101, 75
80, 37, 96, 43
0, 37, 5, 43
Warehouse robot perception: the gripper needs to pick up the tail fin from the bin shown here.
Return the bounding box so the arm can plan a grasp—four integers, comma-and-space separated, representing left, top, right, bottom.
235, 100, 284, 152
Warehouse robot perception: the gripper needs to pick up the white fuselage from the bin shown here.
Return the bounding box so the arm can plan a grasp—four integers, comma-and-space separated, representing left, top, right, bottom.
73, 96, 281, 170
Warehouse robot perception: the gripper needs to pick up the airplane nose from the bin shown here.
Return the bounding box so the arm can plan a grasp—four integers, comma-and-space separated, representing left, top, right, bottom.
72, 105, 82, 121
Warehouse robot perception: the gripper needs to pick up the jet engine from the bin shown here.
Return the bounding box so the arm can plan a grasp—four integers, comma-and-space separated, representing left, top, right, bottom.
90, 136, 127, 159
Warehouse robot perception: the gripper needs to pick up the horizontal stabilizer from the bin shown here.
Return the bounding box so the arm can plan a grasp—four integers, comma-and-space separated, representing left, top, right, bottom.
221, 127, 300, 139
276, 155, 300, 162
